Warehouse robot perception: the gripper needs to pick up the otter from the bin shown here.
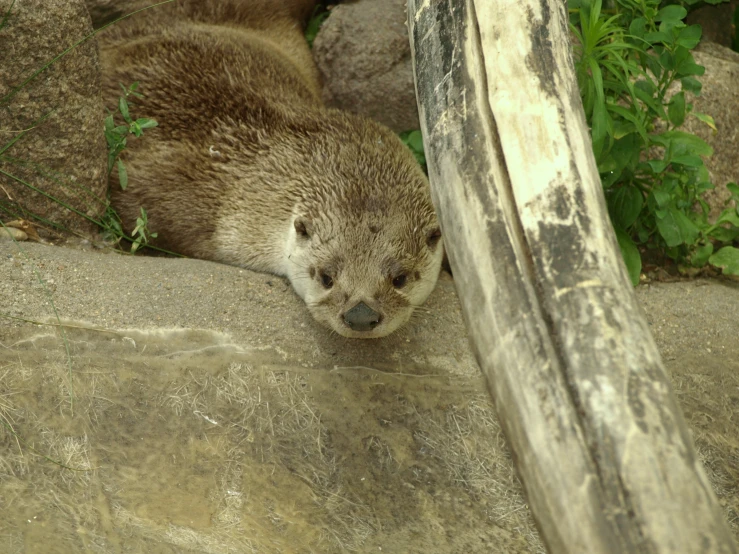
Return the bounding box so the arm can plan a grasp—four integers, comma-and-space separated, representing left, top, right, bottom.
100, 0, 443, 339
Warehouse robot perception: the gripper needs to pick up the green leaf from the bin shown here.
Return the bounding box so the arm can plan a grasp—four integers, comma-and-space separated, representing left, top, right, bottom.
676, 59, 705, 77
670, 154, 703, 167
655, 5, 688, 22
610, 133, 641, 169
727, 182, 739, 196
405, 130, 424, 152
633, 85, 666, 119
118, 96, 131, 123
608, 185, 643, 229
136, 117, 158, 130
117, 160, 128, 190
655, 207, 700, 246
634, 78, 656, 96
615, 228, 641, 286
629, 17, 647, 38
129, 121, 142, 137
690, 111, 716, 131
690, 242, 713, 267
709, 246, 739, 275
591, 99, 609, 158
305, 8, 329, 48
667, 91, 685, 127
708, 227, 739, 242
715, 209, 739, 227
655, 130, 713, 157
652, 189, 672, 208
645, 55, 663, 80
648, 160, 669, 173
645, 31, 671, 45
676, 25, 702, 49
681, 76, 702, 95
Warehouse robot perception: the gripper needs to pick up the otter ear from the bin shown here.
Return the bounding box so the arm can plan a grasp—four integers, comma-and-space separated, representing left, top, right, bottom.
426, 226, 442, 249
294, 216, 314, 239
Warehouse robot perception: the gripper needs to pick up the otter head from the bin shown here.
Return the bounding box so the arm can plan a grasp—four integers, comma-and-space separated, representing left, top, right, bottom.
275, 112, 445, 338
285, 209, 443, 339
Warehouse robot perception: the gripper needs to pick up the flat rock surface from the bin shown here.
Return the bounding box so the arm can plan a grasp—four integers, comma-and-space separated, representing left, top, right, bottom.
1, 241, 737, 553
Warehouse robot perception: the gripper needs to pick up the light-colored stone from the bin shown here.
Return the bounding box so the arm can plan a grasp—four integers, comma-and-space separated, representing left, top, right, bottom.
0, 226, 27, 241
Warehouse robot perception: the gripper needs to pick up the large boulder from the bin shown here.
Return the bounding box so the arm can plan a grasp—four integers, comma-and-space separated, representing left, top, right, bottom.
0, 0, 107, 238
312, 0, 420, 133
688, 42, 739, 218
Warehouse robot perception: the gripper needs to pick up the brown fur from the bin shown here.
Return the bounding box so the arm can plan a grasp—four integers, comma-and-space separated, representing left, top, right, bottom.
100, 0, 443, 338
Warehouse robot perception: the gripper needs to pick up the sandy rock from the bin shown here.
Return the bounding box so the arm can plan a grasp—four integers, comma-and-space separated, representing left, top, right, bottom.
0, 227, 27, 241
0, 0, 107, 237
313, 0, 420, 133
689, 42, 739, 218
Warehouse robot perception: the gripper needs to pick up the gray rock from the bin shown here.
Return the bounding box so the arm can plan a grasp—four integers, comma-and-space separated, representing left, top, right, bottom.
313, 0, 420, 133
0, 0, 107, 237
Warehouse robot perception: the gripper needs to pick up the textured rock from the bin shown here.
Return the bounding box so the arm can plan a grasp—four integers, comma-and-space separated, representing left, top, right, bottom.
689, 42, 739, 218
0, 0, 107, 237
313, 0, 420, 133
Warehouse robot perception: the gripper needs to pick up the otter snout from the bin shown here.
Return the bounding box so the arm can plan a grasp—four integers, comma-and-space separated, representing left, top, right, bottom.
343, 302, 383, 332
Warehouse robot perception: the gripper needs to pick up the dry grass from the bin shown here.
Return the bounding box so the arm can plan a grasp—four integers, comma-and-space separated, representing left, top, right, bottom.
3, 323, 736, 553
156, 361, 378, 552
414, 399, 545, 553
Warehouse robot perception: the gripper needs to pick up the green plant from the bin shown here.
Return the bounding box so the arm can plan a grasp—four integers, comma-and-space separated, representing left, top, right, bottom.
130, 206, 157, 253
305, 3, 331, 48
399, 130, 427, 172
570, 0, 739, 284
104, 81, 158, 191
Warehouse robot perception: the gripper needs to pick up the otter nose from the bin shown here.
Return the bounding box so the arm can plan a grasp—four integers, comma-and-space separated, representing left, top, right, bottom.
343, 302, 382, 332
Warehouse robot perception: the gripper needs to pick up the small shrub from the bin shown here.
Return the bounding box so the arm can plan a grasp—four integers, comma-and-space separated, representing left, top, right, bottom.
569, 0, 739, 283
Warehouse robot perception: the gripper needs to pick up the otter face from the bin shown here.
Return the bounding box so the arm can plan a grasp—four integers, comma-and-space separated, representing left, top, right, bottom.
285, 215, 444, 339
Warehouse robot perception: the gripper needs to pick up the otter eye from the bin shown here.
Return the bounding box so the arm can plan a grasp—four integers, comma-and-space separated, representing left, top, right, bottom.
320, 271, 334, 289
426, 226, 442, 248
392, 274, 407, 289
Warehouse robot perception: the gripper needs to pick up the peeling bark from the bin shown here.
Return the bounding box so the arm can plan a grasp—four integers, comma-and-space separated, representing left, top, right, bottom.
407, 0, 738, 552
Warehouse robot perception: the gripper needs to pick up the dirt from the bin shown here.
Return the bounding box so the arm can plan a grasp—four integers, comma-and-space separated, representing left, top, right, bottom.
0, 240, 738, 553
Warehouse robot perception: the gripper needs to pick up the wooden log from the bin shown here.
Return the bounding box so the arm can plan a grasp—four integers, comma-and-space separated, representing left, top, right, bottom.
407, 0, 738, 552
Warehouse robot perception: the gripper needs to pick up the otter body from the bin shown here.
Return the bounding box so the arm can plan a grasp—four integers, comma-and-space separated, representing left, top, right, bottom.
101, 0, 443, 338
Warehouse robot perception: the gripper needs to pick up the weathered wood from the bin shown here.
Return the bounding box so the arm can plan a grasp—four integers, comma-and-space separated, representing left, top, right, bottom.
407, 0, 738, 553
